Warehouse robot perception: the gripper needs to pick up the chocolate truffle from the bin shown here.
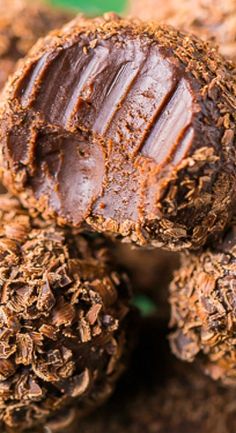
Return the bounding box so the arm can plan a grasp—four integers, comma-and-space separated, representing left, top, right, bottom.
0, 14, 235, 251
64, 320, 236, 433
0, 0, 72, 92
0, 194, 132, 432
169, 226, 236, 385
128, 0, 236, 62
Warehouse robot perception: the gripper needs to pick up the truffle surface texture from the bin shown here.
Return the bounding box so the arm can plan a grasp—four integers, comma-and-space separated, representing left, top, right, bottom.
0, 195, 131, 431
169, 226, 236, 385
0, 14, 235, 251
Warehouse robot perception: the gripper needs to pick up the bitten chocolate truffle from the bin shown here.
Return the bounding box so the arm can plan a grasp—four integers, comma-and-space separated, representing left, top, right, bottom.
0, 15, 235, 251
169, 226, 236, 386
128, 0, 236, 62
0, 194, 131, 432
0, 0, 72, 92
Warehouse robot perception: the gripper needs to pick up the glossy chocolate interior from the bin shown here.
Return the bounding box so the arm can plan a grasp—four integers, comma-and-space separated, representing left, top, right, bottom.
13, 33, 195, 226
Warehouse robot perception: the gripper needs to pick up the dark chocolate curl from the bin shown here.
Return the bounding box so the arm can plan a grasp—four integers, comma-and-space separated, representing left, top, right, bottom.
0, 14, 235, 250
169, 226, 236, 386
0, 194, 132, 432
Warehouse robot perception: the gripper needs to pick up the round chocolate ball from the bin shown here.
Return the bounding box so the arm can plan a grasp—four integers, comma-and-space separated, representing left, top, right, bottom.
0, 14, 235, 251
0, 195, 132, 431
169, 226, 236, 385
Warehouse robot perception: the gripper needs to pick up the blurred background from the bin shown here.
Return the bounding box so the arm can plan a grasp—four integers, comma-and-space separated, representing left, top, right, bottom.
50, 0, 127, 15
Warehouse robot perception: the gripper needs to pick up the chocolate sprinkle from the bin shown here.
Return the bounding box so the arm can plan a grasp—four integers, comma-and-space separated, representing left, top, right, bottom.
0, 14, 235, 250
0, 194, 132, 432
169, 226, 236, 385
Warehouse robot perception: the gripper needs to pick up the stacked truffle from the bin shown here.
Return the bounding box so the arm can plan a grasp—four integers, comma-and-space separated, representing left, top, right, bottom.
0, 4, 135, 432
0, 2, 236, 433
124, 0, 236, 392
0, 195, 132, 432
169, 227, 236, 386
0, 14, 235, 251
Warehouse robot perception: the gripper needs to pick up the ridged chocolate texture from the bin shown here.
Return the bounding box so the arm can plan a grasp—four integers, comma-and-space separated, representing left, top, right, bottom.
1, 14, 236, 250
0, 195, 131, 432
128, 0, 236, 62
0, 0, 72, 92
169, 226, 236, 386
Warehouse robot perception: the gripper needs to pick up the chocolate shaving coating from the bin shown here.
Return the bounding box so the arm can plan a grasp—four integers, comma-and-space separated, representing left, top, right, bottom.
169, 226, 236, 385
0, 14, 235, 251
0, 0, 72, 93
128, 0, 236, 62
0, 194, 132, 432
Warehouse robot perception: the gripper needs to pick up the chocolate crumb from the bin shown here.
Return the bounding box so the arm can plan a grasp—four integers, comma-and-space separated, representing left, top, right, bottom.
0, 194, 132, 432
169, 226, 236, 385
0, 15, 235, 250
